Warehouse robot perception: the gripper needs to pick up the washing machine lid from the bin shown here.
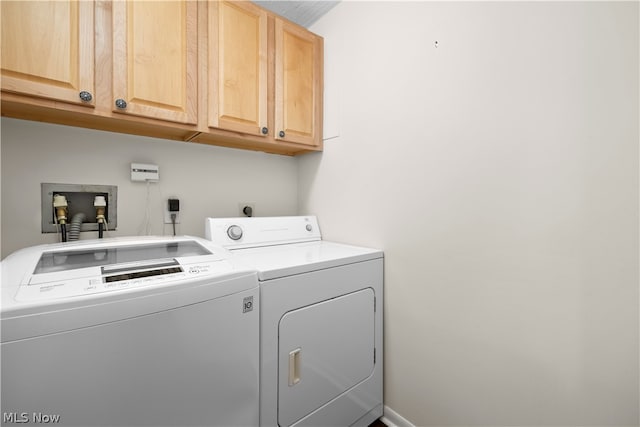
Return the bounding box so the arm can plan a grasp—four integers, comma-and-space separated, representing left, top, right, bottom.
32, 239, 211, 275
1, 236, 253, 313
1, 236, 259, 342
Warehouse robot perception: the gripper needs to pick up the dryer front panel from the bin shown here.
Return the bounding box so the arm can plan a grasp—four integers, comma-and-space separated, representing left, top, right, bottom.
278, 288, 375, 427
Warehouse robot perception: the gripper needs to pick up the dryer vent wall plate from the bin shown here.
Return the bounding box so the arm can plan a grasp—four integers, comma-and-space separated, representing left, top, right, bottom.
131, 163, 159, 182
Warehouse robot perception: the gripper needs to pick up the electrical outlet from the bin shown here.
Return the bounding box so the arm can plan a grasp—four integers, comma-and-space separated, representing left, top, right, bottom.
239, 203, 255, 217
164, 198, 180, 224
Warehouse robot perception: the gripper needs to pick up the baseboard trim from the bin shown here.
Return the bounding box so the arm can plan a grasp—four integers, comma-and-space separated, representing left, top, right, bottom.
381, 405, 416, 427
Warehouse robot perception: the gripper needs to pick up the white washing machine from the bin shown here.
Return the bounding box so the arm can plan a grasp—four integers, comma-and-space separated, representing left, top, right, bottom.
205, 216, 383, 427
1, 236, 259, 427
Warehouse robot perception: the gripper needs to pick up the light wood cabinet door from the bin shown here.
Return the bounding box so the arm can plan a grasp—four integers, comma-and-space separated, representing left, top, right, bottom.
1, 0, 95, 107
112, 0, 197, 125
274, 18, 323, 147
208, 1, 268, 136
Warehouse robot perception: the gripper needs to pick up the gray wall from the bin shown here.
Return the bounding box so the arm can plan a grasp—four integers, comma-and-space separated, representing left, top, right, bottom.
1, 118, 298, 257
302, 2, 639, 425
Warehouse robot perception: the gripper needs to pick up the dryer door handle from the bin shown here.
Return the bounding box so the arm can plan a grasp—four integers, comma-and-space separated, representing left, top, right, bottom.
288, 348, 301, 386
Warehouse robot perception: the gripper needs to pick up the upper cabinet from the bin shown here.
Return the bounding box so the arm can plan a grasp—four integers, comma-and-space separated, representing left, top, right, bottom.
203, 1, 323, 151
0, 0, 95, 107
208, 1, 268, 136
274, 18, 323, 147
0, 0, 323, 156
112, 0, 198, 125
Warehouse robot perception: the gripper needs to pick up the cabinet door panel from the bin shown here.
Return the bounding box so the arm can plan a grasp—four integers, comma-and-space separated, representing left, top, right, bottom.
209, 1, 267, 135
112, 1, 197, 124
1, 0, 94, 106
275, 19, 322, 146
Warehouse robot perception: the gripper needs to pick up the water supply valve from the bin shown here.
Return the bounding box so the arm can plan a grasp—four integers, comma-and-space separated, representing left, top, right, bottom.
53, 194, 68, 224
94, 195, 107, 224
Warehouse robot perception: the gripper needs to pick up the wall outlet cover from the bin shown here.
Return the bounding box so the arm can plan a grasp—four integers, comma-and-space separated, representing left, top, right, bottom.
239, 203, 256, 217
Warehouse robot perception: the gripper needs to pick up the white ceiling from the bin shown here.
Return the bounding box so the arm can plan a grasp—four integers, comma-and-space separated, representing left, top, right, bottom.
253, 1, 340, 28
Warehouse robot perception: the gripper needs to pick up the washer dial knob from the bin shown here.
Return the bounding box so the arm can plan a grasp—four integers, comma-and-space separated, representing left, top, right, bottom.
227, 225, 243, 240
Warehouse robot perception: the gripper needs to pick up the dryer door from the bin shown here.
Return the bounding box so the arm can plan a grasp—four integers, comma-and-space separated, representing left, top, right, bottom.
278, 288, 375, 427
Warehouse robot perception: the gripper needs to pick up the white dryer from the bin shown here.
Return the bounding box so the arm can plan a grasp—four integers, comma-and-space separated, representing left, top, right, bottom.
1, 236, 259, 427
206, 216, 383, 427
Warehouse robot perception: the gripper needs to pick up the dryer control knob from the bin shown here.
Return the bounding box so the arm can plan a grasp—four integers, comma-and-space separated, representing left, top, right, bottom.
227, 225, 243, 240
306, 224, 313, 232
